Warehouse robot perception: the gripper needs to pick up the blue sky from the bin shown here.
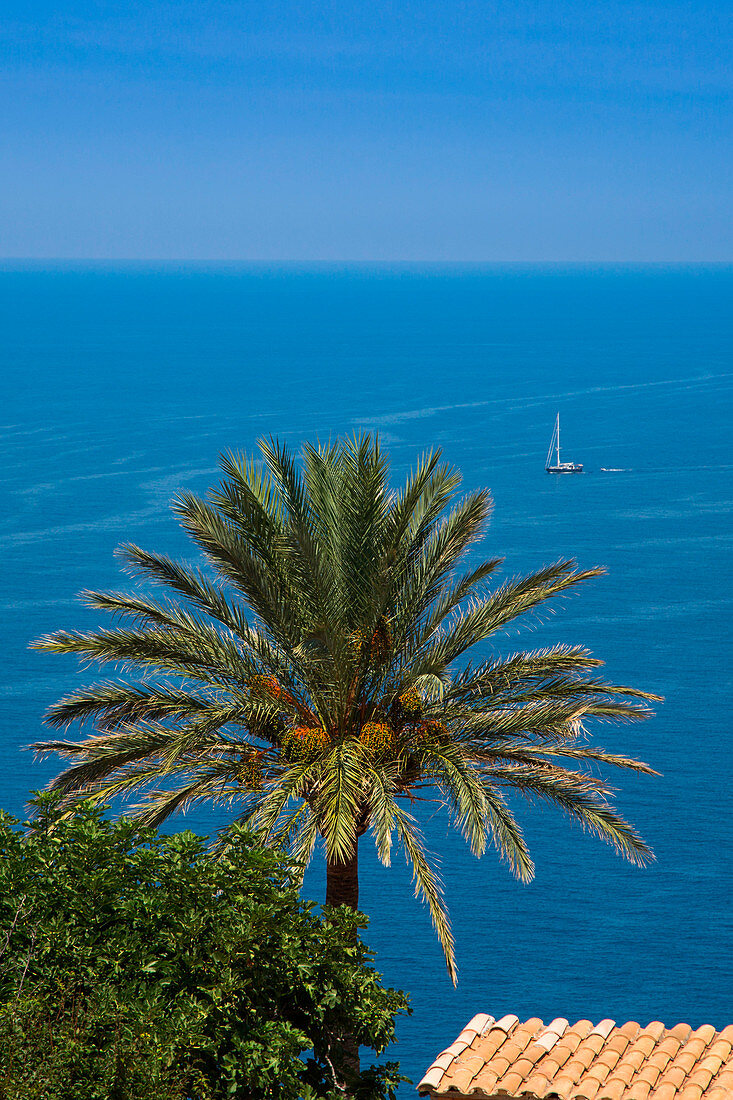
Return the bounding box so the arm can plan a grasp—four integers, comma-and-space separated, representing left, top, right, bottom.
1, 0, 730, 260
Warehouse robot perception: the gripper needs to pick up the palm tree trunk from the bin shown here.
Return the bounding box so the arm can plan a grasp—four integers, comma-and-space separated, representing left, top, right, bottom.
325, 843, 359, 909
325, 841, 360, 1089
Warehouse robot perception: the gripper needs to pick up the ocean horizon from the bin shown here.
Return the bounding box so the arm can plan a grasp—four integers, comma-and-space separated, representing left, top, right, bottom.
1, 262, 731, 1091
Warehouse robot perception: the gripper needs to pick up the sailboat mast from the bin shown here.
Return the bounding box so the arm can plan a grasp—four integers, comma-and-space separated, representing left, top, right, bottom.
556, 413, 560, 465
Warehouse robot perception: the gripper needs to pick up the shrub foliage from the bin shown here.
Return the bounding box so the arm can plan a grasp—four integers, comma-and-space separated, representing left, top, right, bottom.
0, 796, 407, 1100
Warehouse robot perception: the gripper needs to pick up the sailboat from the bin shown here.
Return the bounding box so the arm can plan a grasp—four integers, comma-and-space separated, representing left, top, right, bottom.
545, 413, 583, 473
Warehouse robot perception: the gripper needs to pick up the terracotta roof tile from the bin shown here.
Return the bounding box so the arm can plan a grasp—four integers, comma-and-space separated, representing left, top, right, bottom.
472, 1066, 501, 1094
686, 1038, 712, 1058
689, 1068, 715, 1091
523, 1045, 553, 1070
502, 1070, 531, 1093
654, 1045, 677, 1066
707, 1042, 733, 1065
636, 1031, 662, 1058
483, 1031, 514, 1060
678, 1085, 705, 1100
637, 1064, 664, 1087
666, 1040, 688, 1057
602, 1079, 626, 1100
524, 1063, 564, 1093
449, 1054, 489, 1093
502, 1038, 535, 1063
543, 1057, 571, 1078
418, 1016, 733, 1100
492, 1055, 514, 1078
571, 1079, 601, 1100
585, 1059, 615, 1084
705, 1052, 730, 1074
603, 1034, 633, 1059
566, 1048, 597, 1075
576, 1082, 603, 1100
609, 1060, 639, 1088
679, 1049, 709, 1074
513, 1056, 542, 1079
558, 1025, 590, 1048
467, 1013, 496, 1038
539, 1020, 570, 1044
655, 1086, 679, 1100
659, 1067, 690, 1090
548, 1050, 575, 1075
658, 1038, 685, 1062
592, 1051, 622, 1076
626, 1082, 652, 1100
625, 1048, 653, 1075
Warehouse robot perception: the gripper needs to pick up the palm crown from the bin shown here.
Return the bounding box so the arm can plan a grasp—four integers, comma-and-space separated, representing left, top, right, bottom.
33, 436, 658, 981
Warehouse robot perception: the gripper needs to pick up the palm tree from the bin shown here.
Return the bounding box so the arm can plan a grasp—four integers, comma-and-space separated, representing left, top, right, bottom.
33, 436, 658, 984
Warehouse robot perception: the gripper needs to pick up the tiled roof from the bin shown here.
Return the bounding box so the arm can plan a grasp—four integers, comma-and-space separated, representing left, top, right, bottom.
418, 1015, 733, 1100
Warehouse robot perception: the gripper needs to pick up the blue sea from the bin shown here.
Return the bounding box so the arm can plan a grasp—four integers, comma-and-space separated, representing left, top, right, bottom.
1, 263, 731, 1091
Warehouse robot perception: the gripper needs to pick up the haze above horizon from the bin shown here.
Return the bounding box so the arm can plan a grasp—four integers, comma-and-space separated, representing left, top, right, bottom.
2, 0, 730, 261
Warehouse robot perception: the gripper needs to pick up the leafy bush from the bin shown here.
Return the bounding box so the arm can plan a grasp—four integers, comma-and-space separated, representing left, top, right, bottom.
0, 795, 408, 1099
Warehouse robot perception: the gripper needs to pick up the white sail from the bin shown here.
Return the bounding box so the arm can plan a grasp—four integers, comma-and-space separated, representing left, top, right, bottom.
546, 414, 560, 468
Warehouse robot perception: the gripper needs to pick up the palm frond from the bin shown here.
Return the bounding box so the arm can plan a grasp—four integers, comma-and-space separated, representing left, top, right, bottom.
392, 804, 457, 984
314, 741, 369, 863
42, 681, 219, 731
485, 763, 654, 866
478, 781, 534, 880
363, 763, 402, 867
418, 742, 489, 858
415, 561, 604, 676
31, 621, 249, 687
